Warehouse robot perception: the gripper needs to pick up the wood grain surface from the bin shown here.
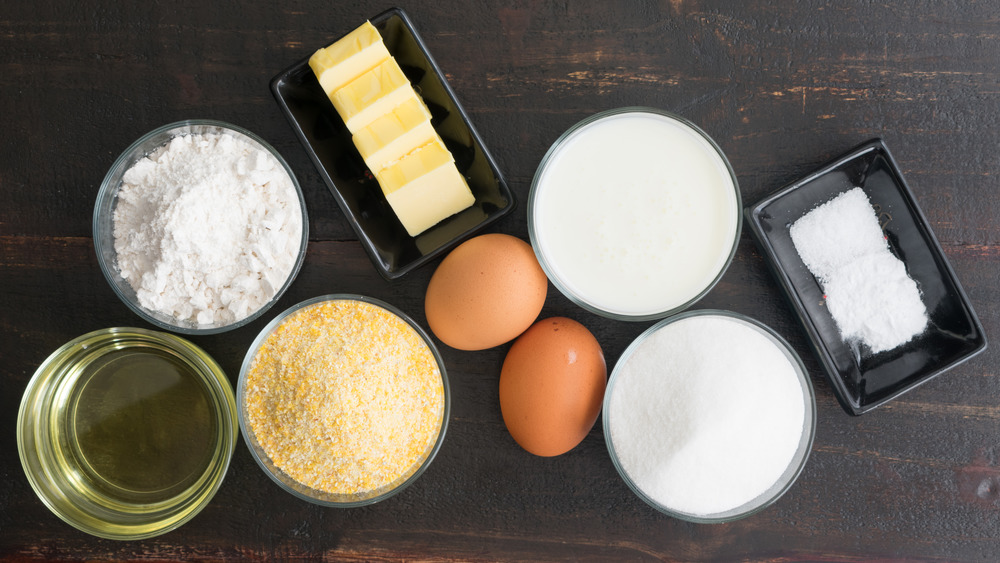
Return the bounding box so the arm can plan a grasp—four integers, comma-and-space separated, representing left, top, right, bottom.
2, 1, 999, 561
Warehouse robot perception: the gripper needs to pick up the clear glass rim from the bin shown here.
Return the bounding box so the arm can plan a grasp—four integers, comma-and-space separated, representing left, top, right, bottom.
527, 107, 743, 322
92, 119, 310, 335
602, 309, 817, 523
237, 294, 452, 508
16, 327, 238, 540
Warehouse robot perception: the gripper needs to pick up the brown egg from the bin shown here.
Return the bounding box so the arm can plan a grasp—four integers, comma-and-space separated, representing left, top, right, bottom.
499, 317, 607, 457
425, 233, 547, 351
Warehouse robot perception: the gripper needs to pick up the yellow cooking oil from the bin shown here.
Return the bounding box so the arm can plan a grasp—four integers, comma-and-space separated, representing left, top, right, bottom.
58, 345, 218, 506
18, 328, 236, 539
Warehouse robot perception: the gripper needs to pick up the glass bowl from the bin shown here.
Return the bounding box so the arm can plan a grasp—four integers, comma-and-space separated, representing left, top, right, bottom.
17, 327, 238, 540
603, 309, 816, 523
238, 294, 450, 507
93, 119, 309, 335
528, 107, 741, 321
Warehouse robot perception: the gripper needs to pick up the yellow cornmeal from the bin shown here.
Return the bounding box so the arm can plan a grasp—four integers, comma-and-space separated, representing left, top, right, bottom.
244, 299, 444, 496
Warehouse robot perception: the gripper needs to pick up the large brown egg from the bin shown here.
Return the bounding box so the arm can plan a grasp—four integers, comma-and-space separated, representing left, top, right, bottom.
425, 234, 547, 351
499, 317, 607, 457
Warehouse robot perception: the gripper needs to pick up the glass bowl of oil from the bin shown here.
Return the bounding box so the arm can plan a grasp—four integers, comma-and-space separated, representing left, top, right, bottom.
17, 327, 238, 540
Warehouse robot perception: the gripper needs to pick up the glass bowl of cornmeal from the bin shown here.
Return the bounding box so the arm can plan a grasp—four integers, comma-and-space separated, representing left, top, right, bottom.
238, 294, 450, 507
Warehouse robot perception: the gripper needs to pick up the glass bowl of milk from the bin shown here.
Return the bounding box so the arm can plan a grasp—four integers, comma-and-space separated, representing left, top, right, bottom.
528, 108, 741, 321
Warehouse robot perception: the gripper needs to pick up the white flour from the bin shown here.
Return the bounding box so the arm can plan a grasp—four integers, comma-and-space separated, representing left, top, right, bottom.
113, 132, 303, 326
789, 187, 927, 353
608, 314, 806, 516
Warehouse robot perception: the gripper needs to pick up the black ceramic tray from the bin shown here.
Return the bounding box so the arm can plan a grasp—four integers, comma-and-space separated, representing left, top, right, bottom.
271, 7, 515, 280
745, 139, 987, 415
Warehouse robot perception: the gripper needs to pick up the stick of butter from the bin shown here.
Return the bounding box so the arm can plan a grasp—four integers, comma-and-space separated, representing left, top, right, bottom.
374, 138, 476, 237
308, 21, 390, 94
310, 21, 476, 236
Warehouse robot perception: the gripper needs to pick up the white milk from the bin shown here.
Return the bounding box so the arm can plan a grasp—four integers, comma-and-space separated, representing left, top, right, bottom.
530, 111, 739, 317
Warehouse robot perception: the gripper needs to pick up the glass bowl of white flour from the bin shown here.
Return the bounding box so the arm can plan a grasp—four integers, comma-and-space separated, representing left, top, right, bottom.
94, 120, 308, 335
603, 309, 816, 523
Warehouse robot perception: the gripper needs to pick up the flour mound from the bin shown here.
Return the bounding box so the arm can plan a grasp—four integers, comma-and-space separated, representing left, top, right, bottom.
113, 132, 303, 326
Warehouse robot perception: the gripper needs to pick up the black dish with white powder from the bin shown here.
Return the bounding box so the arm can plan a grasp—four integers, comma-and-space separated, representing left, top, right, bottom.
745, 138, 987, 415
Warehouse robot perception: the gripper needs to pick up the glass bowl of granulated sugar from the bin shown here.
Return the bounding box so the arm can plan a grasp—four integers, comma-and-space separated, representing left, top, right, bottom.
603, 309, 816, 523
94, 120, 309, 335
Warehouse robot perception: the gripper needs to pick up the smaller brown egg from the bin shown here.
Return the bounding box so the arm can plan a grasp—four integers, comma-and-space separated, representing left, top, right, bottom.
499, 317, 607, 457
424, 234, 547, 351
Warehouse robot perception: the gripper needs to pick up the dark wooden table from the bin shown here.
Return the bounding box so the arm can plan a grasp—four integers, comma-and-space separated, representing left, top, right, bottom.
3, 1, 998, 560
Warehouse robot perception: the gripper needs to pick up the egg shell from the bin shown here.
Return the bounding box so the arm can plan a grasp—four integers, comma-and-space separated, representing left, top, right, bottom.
425, 233, 547, 351
499, 317, 607, 457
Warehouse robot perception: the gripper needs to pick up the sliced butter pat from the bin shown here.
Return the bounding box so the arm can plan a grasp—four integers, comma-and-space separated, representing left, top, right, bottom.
308, 21, 390, 95
354, 95, 437, 173
330, 58, 415, 133
374, 138, 475, 236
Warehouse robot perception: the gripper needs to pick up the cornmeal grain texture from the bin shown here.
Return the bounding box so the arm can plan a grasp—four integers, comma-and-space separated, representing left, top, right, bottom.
244, 300, 444, 495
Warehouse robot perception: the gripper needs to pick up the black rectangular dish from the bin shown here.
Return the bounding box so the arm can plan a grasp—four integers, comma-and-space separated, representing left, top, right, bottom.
745, 138, 987, 415
271, 7, 515, 280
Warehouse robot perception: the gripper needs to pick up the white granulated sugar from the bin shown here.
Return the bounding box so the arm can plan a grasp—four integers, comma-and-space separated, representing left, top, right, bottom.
608, 315, 805, 516
113, 132, 302, 326
789, 187, 928, 353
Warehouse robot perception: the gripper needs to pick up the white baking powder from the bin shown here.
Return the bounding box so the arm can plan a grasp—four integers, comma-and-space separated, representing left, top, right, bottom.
789, 187, 927, 353
113, 132, 303, 326
607, 314, 806, 516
